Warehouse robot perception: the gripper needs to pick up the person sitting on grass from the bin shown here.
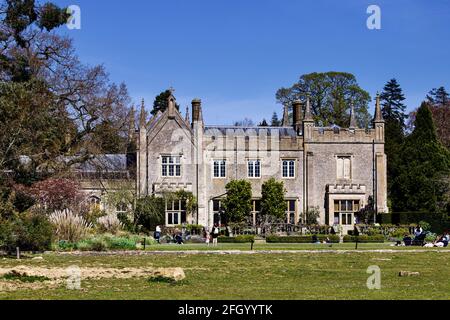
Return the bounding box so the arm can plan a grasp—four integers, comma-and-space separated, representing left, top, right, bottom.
175, 232, 184, 245
312, 234, 320, 244
414, 225, 423, 238
433, 233, 449, 248
403, 234, 412, 246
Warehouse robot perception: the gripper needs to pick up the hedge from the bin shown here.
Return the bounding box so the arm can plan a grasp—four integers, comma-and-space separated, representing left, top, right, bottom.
218, 235, 255, 243
343, 235, 385, 243
266, 235, 340, 244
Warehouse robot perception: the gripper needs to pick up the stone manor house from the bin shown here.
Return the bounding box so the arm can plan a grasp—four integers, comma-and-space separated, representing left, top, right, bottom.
75, 92, 388, 234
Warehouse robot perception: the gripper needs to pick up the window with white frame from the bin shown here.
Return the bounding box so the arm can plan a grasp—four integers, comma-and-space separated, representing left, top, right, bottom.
248, 160, 261, 178
337, 156, 352, 180
162, 156, 181, 177
282, 160, 296, 178
213, 160, 226, 178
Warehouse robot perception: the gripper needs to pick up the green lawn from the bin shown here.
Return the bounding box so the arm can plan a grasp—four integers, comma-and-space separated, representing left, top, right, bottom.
142, 242, 450, 251
1, 248, 449, 300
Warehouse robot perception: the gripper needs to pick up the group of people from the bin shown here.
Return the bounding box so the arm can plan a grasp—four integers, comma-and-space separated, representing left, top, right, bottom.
401, 225, 449, 248
152, 224, 221, 246
204, 224, 220, 247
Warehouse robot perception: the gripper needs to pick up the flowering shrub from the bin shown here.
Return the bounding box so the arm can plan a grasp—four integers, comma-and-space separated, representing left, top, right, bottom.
30, 179, 86, 213
49, 209, 92, 242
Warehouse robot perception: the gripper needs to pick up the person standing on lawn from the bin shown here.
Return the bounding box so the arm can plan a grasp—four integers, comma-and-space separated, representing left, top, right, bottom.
211, 224, 220, 247
154, 225, 162, 244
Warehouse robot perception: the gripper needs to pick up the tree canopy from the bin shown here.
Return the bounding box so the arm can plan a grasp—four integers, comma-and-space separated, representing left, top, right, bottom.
427, 87, 449, 107
222, 180, 252, 224
391, 102, 450, 213
260, 178, 286, 220
0, 0, 131, 184
276, 72, 371, 128
151, 90, 180, 116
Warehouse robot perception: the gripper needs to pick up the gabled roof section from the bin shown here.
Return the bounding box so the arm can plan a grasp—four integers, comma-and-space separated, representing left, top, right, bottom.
146, 96, 194, 146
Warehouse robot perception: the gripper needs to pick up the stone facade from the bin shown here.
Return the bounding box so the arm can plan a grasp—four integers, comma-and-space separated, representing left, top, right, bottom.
133, 93, 388, 234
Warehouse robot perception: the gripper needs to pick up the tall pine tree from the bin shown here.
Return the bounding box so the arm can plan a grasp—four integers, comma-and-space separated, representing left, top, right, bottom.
391, 102, 450, 213
426, 86, 449, 107
271, 112, 281, 127
379, 79, 407, 203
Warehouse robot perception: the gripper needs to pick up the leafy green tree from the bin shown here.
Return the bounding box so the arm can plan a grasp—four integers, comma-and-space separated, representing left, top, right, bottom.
392, 102, 450, 213
134, 196, 165, 233
260, 178, 286, 220
427, 87, 449, 107
151, 90, 180, 116
379, 79, 408, 201
276, 72, 371, 128
222, 180, 252, 224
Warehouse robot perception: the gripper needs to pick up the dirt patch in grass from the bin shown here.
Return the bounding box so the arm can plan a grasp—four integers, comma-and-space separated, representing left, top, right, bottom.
0, 265, 185, 292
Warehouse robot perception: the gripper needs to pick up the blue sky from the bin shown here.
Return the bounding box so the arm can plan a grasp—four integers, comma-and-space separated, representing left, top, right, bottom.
53, 0, 450, 125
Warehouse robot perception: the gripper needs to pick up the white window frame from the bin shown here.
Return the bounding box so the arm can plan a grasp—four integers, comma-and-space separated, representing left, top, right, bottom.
161, 155, 182, 177
282, 159, 296, 179
247, 160, 261, 178
213, 160, 227, 178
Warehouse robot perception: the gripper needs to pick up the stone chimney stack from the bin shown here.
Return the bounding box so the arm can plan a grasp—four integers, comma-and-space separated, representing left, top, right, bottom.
192, 99, 203, 124
292, 100, 303, 133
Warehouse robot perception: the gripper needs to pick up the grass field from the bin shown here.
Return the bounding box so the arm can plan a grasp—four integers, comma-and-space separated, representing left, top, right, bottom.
1, 244, 449, 300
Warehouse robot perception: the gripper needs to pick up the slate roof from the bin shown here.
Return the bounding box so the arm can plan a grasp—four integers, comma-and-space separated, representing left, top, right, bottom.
71, 154, 128, 172
204, 126, 299, 137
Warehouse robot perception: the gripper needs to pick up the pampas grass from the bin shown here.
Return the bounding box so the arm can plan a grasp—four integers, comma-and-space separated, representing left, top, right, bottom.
49, 209, 92, 242
97, 214, 123, 235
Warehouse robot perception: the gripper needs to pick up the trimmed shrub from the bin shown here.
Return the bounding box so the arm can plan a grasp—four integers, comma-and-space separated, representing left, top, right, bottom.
266, 235, 340, 244
218, 235, 255, 243
343, 235, 385, 243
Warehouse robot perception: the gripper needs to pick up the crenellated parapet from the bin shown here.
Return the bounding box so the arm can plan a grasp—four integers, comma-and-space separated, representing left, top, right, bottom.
327, 184, 367, 194
310, 127, 377, 143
